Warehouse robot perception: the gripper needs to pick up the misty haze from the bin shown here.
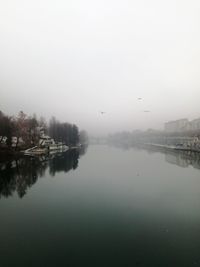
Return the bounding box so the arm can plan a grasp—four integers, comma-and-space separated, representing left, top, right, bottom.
1, 1, 200, 267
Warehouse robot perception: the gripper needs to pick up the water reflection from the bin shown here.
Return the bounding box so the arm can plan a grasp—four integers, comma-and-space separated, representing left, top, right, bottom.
0, 147, 87, 198
142, 147, 200, 170
110, 143, 200, 170
140, 145, 200, 169
165, 151, 200, 169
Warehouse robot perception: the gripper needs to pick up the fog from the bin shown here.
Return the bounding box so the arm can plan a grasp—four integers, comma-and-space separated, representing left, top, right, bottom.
1, 0, 200, 135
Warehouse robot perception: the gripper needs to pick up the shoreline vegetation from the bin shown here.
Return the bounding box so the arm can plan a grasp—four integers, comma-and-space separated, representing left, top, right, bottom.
0, 110, 88, 159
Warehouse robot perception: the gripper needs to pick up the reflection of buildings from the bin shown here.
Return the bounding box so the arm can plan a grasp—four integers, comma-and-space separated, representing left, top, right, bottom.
165, 153, 189, 168
0, 147, 87, 199
141, 145, 200, 170
165, 151, 200, 169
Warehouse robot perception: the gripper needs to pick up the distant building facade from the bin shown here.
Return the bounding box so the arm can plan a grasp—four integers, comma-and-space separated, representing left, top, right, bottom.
190, 118, 200, 131
164, 119, 189, 132
165, 118, 200, 132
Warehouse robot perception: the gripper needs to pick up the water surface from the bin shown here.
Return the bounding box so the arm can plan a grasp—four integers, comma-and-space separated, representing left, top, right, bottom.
0, 145, 200, 267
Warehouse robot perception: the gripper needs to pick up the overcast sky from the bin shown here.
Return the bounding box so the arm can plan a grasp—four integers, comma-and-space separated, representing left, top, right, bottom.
1, 0, 200, 135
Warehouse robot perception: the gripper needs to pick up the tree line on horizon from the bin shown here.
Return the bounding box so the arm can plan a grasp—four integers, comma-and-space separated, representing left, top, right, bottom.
0, 110, 88, 150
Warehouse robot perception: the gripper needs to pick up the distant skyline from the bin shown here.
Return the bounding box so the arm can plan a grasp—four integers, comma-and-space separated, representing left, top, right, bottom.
1, 0, 200, 135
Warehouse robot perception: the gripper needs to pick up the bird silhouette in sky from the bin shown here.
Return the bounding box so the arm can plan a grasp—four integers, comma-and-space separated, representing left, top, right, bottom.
138, 98, 142, 100
100, 111, 106, 115
143, 110, 150, 113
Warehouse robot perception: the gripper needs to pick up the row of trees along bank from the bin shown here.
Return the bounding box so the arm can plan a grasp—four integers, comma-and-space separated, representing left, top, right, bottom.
0, 110, 88, 151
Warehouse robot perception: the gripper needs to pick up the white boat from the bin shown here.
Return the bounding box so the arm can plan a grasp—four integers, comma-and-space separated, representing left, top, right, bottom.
39, 135, 69, 151
24, 134, 69, 156
24, 142, 68, 156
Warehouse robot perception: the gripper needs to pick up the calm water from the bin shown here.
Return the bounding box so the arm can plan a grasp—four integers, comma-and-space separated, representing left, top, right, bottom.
0, 145, 200, 267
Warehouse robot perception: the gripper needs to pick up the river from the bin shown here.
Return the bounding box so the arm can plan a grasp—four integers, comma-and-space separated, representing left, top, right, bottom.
0, 145, 200, 267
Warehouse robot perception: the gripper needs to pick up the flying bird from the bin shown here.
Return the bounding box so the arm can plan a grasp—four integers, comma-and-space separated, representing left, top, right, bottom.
100, 111, 106, 115
143, 110, 150, 113
138, 98, 142, 100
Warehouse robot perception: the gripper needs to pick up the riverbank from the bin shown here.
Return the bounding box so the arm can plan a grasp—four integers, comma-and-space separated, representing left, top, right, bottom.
144, 143, 200, 153
0, 144, 83, 161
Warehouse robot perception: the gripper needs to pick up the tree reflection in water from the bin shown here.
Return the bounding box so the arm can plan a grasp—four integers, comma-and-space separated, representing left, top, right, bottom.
0, 146, 87, 199
49, 149, 79, 176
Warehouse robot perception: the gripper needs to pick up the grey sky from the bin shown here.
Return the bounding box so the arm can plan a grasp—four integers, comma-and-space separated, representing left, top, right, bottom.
1, 0, 200, 135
